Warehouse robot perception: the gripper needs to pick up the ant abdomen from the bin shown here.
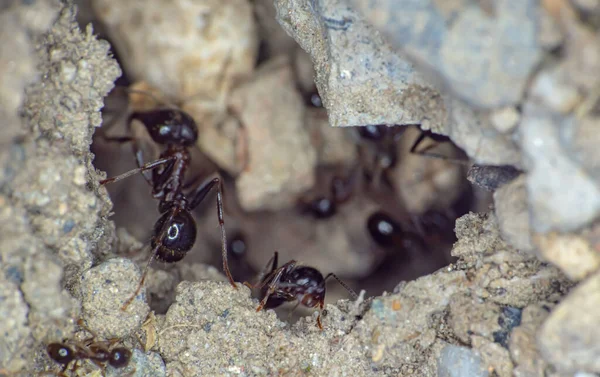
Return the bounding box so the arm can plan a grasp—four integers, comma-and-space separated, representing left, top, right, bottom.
152, 211, 197, 262
130, 109, 198, 147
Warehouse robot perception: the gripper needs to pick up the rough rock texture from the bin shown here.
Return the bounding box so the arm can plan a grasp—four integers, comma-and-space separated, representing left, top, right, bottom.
230, 57, 317, 211
91, 0, 259, 176
4, 1, 600, 376
0, 2, 119, 374
539, 271, 600, 373
274, 0, 447, 130
352, 0, 544, 109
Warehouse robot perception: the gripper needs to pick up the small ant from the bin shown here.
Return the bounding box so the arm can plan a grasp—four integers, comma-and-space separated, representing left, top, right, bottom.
99, 104, 237, 311
297, 168, 357, 220
45, 340, 131, 376
356, 124, 468, 189
246, 251, 357, 330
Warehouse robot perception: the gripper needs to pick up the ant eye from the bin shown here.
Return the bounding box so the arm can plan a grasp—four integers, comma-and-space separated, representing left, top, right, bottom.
110, 348, 131, 368
367, 211, 403, 247
47, 343, 74, 364
159, 125, 170, 135
167, 224, 179, 240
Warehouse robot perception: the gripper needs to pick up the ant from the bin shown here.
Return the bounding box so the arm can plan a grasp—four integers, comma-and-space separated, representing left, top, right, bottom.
356, 124, 468, 189
246, 251, 357, 330
297, 170, 356, 220
45, 340, 131, 376
99, 103, 237, 311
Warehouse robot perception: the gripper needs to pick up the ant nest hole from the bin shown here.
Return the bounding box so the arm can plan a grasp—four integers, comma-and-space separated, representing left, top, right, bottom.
2, 1, 592, 376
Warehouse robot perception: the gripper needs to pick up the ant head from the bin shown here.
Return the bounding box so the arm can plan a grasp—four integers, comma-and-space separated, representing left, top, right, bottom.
152, 210, 197, 263
109, 347, 131, 368
367, 211, 404, 248
130, 109, 198, 147
47, 343, 74, 365
357, 124, 389, 141
307, 197, 336, 219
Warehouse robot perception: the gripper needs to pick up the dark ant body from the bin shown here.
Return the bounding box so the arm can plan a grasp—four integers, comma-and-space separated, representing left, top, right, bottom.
356, 124, 468, 189
46, 340, 131, 376
99, 107, 237, 310
247, 252, 357, 330
298, 170, 357, 220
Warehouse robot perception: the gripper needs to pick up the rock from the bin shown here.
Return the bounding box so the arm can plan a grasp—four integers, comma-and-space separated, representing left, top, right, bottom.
490, 107, 521, 134
78, 258, 150, 339
438, 345, 489, 377
352, 0, 544, 109
519, 103, 600, 232
158, 281, 376, 376
92, 0, 258, 103
274, 0, 447, 130
445, 98, 523, 167
533, 232, 600, 281
467, 165, 521, 192
305, 107, 357, 166
230, 57, 317, 211
509, 304, 551, 377
539, 271, 600, 373
493, 176, 536, 253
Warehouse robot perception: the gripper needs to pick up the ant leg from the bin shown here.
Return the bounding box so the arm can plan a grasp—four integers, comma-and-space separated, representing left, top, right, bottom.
256, 267, 287, 312
323, 273, 358, 300
316, 301, 325, 330
100, 156, 175, 185
409, 130, 470, 165
244, 251, 279, 290
120, 246, 157, 311
188, 177, 237, 289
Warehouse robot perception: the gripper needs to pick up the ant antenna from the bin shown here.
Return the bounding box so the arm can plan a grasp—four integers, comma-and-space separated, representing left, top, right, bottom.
323, 273, 358, 300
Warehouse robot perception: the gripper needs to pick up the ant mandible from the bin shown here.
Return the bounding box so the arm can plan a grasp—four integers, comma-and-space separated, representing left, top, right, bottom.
99, 106, 237, 311
45, 340, 131, 376
246, 252, 357, 330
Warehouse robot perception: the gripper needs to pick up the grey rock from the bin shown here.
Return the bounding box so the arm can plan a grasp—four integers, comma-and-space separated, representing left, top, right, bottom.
519, 103, 600, 232
78, 258, 150, 339
438, 345, 489, 377
539, 271, 600, 373
353, 0, 543, 109
467, 165, 522, 192
274, 0, 447, 130
493, 176, 535, 253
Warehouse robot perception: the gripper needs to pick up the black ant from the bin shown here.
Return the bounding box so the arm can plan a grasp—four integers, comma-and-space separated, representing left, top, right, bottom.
45, 340, 131, 376
99, 105, 237, 311
246, 252, 357, 330
356, 124, 468, 189
298, 173, 356, 220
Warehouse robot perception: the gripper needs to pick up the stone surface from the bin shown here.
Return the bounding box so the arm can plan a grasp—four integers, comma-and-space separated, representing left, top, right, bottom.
539, 271, 600, 373
274, 0, 447, 130
230, 57, 317, 211
352, 0, 544, 109
493, 176, 535, 253
519, 103, 600, 233
78, 258, 150, 339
